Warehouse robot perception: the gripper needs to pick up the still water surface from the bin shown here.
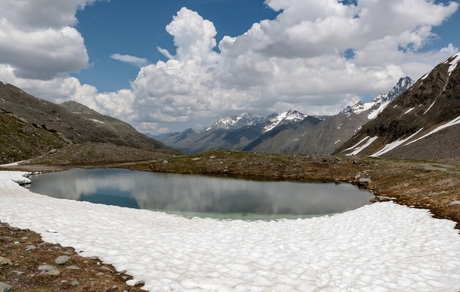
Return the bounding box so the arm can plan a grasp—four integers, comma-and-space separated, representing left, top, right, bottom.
29, 168, 372, 220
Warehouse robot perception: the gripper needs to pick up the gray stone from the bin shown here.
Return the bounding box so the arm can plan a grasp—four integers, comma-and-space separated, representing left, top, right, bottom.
358, 178, 371, 187
71, 280, 80, 286
25, 245, 36, 251
48, 149, 58, 154
0, 282, 13, 292
448, 200, 460, 206
370, 196, 393, 203
38, 265, 60, 276
65, 265, 81, 270
162, 160, 169, 165
0, 257, 12, 266
54, 255, 71, 265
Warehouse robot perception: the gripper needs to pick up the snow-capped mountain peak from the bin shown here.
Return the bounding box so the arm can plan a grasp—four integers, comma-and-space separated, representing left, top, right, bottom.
264, 110, 306, 132
207, 113, 264, 131
341, 76, 414, 119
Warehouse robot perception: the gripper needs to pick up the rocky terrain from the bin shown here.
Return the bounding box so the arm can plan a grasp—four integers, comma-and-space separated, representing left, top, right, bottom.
0, 221, 144, 292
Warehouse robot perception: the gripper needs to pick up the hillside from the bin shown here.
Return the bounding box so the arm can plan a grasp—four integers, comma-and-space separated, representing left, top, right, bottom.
0, 82, 177, 164
336, 53, 460, 164
0, 108, 68, 164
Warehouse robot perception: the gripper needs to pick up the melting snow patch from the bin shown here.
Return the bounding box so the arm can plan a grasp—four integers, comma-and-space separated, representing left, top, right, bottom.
346, 136, 378, 156
448, 53, 460, 75
404, 107, 415, 115
90, 119, 104, 124
371, 129, 423, 157
407, 116, 460, 145
367, 99, 392, 119
424, 100, 437, 115
1, 171, 460, 291
343, 136, 369, 151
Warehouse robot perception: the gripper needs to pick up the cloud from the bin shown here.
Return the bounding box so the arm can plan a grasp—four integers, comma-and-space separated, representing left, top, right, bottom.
123, 2, 458, 133
1, 1, 459, 135
110, 54, 149, 67
0, 0, 95, 80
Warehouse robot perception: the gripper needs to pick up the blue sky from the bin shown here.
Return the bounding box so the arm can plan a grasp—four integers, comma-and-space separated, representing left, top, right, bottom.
0, 0, 459, 134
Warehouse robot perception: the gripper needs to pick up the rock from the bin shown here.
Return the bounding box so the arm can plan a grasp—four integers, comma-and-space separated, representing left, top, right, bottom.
358, 178, 371, 187
370, 196, 393, 203
38, 264, 60, 276
65, 265, 81, 270
162, 160, 169, 165
48, 149, 58, 154
98, 266, 112, 272
448, 201, 460, 206
0, 282, 13, 292
71, 280, 80, 286
54, 255, 71, 265
25, 245, 36, 251
191, 157, 201, 161
0, 257, 12, 266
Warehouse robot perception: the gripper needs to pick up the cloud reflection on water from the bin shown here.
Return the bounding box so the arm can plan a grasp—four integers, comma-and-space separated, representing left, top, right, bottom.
29, 169, 372, 217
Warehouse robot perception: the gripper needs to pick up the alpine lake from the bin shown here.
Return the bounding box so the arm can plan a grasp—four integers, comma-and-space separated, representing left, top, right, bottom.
27, 168, 373, 220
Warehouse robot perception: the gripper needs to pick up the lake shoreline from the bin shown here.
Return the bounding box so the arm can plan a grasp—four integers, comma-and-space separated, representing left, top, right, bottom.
1, 152, 460, 291
3, 151, 460, 228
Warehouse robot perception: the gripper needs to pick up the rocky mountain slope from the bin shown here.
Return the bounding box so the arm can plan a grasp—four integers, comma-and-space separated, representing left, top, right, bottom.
264, 77, 414, 154
336, 53, 460, 163
0, 82, 176, 164
0, 108, 67, 164
157, 78, 413, 154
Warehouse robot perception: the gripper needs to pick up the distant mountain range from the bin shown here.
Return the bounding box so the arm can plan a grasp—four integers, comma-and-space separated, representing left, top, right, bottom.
335, 53, 460, 164
154, 77, 414, 154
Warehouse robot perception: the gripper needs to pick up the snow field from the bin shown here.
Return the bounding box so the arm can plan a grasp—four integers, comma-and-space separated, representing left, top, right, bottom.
1, 171, 460, 291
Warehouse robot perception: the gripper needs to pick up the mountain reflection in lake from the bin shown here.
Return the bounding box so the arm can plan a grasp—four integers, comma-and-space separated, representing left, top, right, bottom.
28, 168, 372, 220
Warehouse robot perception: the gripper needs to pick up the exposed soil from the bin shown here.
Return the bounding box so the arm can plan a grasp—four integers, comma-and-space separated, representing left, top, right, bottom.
1, 150, 459, 291
0, 223, 144, 291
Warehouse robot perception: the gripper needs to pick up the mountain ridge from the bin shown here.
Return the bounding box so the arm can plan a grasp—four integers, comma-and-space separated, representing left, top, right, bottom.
335, 52, 460, 163
156, 77, 414, 154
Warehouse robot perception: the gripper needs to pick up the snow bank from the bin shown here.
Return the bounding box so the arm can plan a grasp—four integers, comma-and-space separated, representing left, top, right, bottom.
1, 171, 460, 291
370, 129, 423, 157
346, 136, 378, 156
407, 116, 460, 145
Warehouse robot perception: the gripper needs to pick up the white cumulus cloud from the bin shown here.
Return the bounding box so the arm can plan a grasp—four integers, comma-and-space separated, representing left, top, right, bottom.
0, 0, 96, 80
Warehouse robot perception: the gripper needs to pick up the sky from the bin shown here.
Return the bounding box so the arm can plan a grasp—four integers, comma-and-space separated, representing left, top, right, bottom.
0, 0, 459, 134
